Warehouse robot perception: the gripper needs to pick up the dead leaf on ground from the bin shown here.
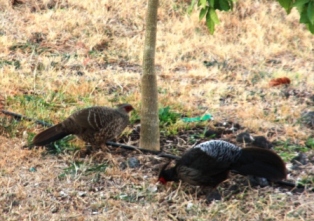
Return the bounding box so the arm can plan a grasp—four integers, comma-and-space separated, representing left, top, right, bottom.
269, 77, 291, 87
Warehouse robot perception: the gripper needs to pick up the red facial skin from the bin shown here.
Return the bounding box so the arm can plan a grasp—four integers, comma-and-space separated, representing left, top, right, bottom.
124, 105, 134, 113
158, 177, 167, 185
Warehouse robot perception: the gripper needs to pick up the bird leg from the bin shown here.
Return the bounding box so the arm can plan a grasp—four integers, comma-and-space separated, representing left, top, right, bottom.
74, 144, 93, 157
84, 143, 109, 153
100, 143, 110, 152
248, 175, 269, 187
77, 143, 102, 157
194, 186, 222, 203
204, 188, 222, 204
85, 143, 95, 153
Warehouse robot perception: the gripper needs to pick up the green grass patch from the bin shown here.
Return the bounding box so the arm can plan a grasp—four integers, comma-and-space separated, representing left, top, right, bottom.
159, 106, 181, 126
58, 161, 108, 180
274, 140, 309, 162
6, 91, 94, 121
9, 42, 57, 55
0, 59, 21, 69
297, 176, 314, 187
44, 136, 80, 155
306, 138, 314, 149
0, 117, 23, 137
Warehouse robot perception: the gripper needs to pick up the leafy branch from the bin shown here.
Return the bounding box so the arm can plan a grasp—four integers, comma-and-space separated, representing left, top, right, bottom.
190, 0, 314, 34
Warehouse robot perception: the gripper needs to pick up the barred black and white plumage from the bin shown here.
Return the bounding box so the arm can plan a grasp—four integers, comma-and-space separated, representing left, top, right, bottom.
32, 103, 134, 147
158, 140, 287, 188
194, 140, 242, 163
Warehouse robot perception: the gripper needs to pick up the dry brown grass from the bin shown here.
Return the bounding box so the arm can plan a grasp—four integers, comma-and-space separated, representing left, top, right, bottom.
1, 0, 314, 220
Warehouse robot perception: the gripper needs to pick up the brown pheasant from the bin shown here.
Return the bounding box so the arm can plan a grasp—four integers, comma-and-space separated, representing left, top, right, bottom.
32, 103, 134, 147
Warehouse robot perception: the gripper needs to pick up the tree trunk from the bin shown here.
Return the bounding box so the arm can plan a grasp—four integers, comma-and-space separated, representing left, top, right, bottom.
140, 0, 160, 151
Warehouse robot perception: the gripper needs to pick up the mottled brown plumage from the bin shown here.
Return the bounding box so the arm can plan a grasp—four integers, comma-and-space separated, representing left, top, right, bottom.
32, 104, 134, 147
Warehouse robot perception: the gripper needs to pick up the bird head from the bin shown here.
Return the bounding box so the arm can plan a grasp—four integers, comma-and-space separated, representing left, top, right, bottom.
158, 176, 168, 185
117, 103, 134, 113
157, 161, 177, 185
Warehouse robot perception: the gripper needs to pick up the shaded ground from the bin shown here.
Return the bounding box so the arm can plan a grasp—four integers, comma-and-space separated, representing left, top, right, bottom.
1, 115, 314, 220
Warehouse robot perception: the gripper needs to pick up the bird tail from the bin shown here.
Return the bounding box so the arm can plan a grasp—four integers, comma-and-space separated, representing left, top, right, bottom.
32, 124, 69, 146
231, 148, 287, 181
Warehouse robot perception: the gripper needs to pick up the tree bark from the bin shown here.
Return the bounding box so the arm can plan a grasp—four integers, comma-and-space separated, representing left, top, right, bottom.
140, 0, 160, 151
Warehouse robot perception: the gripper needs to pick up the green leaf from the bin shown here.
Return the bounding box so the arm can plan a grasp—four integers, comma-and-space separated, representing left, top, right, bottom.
209, 8, 220, 24
199, 7, 208, 20
188, 0, 197, 14
307, 22, 314, 33
293, 0, 310, 12
300, 8, 310, 23
228, 0, 234, 10
209, 0, 215, 7
199, 0, 207, 8
206, 10, 215, 34
218, 0, 231, 11
277, 0, 293, 14
308, 1, 314, 24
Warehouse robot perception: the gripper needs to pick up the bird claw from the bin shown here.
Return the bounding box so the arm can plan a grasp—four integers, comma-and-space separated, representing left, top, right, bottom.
248, 176, 269, 187
205, 189, 222, 204
100, 144, 110, 152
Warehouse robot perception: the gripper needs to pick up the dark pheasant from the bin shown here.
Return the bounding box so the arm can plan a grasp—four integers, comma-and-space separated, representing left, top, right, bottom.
158, 140, 287, 187
32, 103, 134, 147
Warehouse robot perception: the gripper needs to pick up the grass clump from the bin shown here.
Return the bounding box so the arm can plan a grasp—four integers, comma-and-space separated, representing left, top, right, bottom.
59, 161, 108, 180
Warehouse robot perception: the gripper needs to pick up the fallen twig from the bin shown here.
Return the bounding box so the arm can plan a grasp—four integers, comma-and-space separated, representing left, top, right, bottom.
105, 142, 180, 160
275, 180, 310, 189
1, 110, 53, 127
105, 141, 161, 155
